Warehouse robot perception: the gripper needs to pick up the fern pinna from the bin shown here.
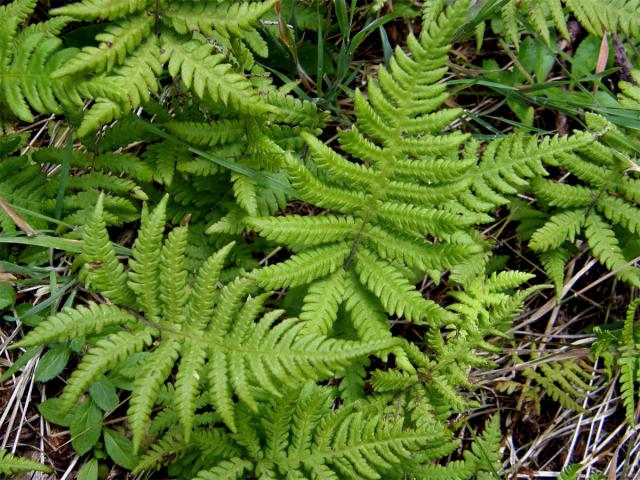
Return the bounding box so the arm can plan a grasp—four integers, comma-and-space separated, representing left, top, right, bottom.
13, 196, 394, 451
134, 381, 503, 480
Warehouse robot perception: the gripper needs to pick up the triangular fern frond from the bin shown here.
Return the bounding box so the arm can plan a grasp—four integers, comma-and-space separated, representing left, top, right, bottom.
18, 197, 391, 452
248, 0, 484, 343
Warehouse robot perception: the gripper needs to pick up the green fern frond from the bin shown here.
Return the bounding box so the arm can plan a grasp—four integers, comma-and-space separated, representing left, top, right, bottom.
82, 195, 135, 305
60, 328, 156, 411
246, 2, 556, 384
155, 383, 462, 479
0, 449, 52, 476
51, 0, 149, 21
464, 415, 503, 480
54, 14, 154, 76
129, 339, 181, 450
128, 195, 168, 321
559, 464, 582, 480
529, 209, 584, 251
165, 119, 245, 147
253, 243, 351, 290
489, 0, 639, 48
13, 303, 136, 349
0, 2, 84, 122
620, 298, 639, 425
354, 247, 451, 324
163, 1, 275, 45
18, 195, 392, 450
585, 213, 640, 287
541, 247, 570, 299
565, 0, 640, 37
78, 36, 162, 136
300, 270, 346, 335
520, 350, 594, 412
162, 33, 271, 115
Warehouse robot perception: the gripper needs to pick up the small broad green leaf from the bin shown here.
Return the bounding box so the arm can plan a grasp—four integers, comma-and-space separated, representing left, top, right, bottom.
38, 398, 74, 427
103, 428, 138, 469
571, 35, 601, 79
35, 344, 71, 382
76, 458, 99, 480
89, 376, 120, 411
518, 37, 554, 82
70, 399, 103, 455
0, 283, 16, 310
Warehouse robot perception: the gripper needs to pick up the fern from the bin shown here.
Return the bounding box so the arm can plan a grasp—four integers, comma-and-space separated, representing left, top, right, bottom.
0, 449, 52, 476
249, 0, 482, 341
42, 0, 278, 135
620, 298, 640, 425
519, 114, 640, 288
138, 382, 468, 479
499, 349, 595, 413
13, 197, 393, 451
0, 0, 80, 122
485, 0, 640, 48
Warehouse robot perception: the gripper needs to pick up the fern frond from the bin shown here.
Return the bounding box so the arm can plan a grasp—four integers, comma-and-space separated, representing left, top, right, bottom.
175, 341, 208, 442
12, 303, 136, 349
585, 213, 640, 287
0, 25, 83, 121
162, 33, 271, 115
541, 247, 570, 299
300, 270, 347, 335
205, 313, 398, 431
464, 415, 503, 479
129, 339, 181, 451
163, 1, 275, 42
78, 36, 162, 136
620, 298, 639, 425
60, 329, 155, 411
565, 0, 640, 37
82, 195, 135, 305
187, 241, 235, 329
529, 209, 584, 251
159, 226, 189, 326
559, 464, 581, 480
128, 195, 168, 321
53, 13, 154, 76
247, 215, 359, 247
51, 0, 149, 21
165, 119, 245, 147
354, 247, 451, 324
185, 383, 459, 479
194, 458, 252, 480
532, 178, 595, 208
0, 449, 52, 475
521, 351, 594, 412
253, 243, 351, 290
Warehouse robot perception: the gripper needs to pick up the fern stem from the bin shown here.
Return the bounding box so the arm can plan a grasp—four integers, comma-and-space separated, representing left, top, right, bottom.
155, 0, 160, 36
342, 205, 372, 270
